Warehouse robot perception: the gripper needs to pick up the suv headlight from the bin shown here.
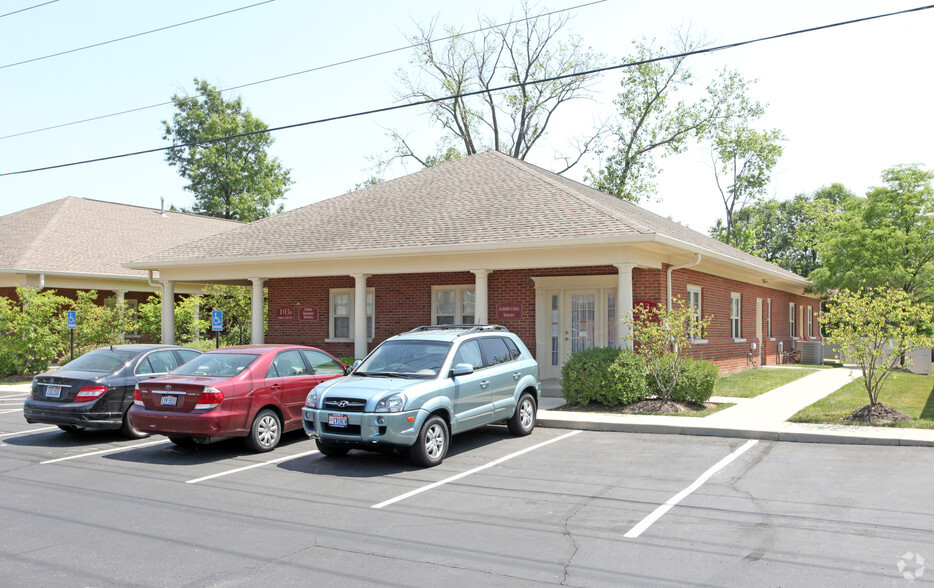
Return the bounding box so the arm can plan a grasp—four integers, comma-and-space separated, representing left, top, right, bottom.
305, 387, 320, 409
374, 393, 406, 413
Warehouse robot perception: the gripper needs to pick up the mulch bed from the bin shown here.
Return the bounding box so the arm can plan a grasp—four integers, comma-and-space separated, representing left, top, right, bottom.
557, 399, 715, 414
843, 403, 912, 424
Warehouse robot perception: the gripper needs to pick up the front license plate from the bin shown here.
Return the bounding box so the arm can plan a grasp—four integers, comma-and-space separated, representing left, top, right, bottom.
160, 395, 178, 407
45, 386, 62, 398
328, 414, 348, 427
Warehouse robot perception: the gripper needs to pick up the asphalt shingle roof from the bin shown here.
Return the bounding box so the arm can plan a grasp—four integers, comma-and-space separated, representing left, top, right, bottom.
0, 197, 240, 277
128, 151, 804, 282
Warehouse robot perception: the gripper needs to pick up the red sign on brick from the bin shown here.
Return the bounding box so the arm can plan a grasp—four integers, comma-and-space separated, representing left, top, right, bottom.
496, 302, 522, 320
276, 306, 295, 320
299, 306, 318, 321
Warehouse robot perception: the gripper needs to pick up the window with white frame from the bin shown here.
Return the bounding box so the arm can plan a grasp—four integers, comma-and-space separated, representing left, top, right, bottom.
432, 286, 475, 325
807, 305, 813, 338
329, 288, 374, 340
789, 302, 797, 338
767, 298, 772, 338
687, 286, 702, 341
730, 293, 742, 339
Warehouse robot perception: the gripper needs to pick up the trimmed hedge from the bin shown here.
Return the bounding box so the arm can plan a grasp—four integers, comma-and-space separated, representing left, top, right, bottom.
647, 357, 719, 404
561, 347, 649, 407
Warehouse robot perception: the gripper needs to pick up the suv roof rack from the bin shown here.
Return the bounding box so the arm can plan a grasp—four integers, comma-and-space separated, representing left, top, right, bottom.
408, 324, 510, 335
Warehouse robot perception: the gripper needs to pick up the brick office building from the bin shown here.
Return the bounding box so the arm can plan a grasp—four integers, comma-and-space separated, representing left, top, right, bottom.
0, 197, 240, 338
127, 151, 820, 375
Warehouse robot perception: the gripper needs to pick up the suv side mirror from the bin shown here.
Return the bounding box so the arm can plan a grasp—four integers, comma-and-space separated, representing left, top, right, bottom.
451, 363, 474, 377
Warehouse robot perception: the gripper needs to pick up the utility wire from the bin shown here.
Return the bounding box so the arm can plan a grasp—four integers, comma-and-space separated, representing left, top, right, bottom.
0, 0, 606, 141
2, 2, 932, 178
0, 0, 277, 70
0, 0, 59, 19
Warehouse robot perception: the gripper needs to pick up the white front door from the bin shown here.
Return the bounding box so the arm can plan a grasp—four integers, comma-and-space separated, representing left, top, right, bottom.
541, 289, 604, 380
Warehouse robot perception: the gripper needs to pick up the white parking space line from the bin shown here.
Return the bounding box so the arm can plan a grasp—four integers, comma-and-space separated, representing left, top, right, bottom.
0, 408, 24, 414
0, 394, 28, 400
0, 426, 57, 438
372, 430, 582, 510
624, 439, 759, 539
186, 449, 320, 484
40, 439, 171, 464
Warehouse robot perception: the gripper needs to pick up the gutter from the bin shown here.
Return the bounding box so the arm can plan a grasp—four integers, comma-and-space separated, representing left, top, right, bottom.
667, 253, 702, 308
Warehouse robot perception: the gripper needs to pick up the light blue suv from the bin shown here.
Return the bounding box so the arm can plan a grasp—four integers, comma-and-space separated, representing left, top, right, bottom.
302, 325, 540, 467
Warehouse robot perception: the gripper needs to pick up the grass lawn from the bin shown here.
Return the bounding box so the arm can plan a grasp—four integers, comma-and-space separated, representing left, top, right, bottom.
790, 371, 934, 429
714, 367, 819, 398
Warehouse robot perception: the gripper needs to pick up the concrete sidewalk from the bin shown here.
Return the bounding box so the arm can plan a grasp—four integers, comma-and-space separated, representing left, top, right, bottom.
537, 367, 934, 447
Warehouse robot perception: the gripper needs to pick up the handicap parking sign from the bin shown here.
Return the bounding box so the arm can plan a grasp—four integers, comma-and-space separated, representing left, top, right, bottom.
67, 310, 77, 330
211, 310, 223, 332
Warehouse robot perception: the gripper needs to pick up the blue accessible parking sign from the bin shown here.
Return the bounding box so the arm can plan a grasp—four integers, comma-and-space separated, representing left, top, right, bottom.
67, 310, 77, 330
211, 310, 223, 331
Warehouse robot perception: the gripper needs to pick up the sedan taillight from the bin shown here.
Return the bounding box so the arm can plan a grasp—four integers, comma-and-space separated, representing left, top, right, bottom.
133, 384, 143, 406
195, 387, 223, 410
73, 386, 108, 402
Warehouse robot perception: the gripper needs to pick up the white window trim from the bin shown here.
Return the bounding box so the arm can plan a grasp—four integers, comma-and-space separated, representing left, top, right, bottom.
431, 285, 476, 325
806, 305, 814, 339
730, 292, 742, 340
326, 287, 374, 343
789, 302, 797, 339
766, 298, 773, 339
687, 285, 703, 343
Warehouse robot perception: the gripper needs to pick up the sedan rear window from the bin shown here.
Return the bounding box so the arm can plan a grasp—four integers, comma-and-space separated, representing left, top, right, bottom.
172, 353, 259, 377
61, 350, 138, 373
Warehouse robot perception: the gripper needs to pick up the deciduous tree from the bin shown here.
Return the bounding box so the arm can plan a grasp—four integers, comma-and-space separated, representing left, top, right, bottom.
810, 164, 934, 302
381, 1, 604, 176
0, 287, 69, 376
823, 287, 933, 412
588, 34, 762, 202
163, 78, 291, 221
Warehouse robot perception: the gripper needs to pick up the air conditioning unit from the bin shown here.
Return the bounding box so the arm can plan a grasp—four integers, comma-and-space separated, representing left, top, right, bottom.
798, 340, 824, 365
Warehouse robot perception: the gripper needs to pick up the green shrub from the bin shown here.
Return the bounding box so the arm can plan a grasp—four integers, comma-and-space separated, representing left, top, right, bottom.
560, 346, 623, 405
607, 349, 650, 406
648, 357, 718, 404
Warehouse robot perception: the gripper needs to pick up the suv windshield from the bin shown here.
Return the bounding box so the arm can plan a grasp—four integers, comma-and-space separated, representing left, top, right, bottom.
172, 353, 259, 377
61, 349, 138, 373
356, 340, 451, 378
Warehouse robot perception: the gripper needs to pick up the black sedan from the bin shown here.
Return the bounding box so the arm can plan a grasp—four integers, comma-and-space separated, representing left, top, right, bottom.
24, 345, 201, 438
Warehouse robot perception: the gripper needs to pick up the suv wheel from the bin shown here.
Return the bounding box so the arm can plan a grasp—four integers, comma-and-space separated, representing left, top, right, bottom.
506, 392, 536, 436
409, 415, 448, 467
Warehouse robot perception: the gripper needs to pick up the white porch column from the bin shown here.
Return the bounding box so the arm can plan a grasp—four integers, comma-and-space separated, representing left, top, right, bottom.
114, 290, 126, 342
250, 278, 265, 345
192, 295, 200, 342
471, 269, 489, 325
161, 281, 175, 345
615, 264, 636, 349
352, 274, 369, 359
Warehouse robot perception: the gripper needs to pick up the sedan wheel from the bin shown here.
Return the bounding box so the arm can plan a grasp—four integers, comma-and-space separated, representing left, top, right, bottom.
409, 415, 448, 467
120, 408, 150, 439
246, 409, 282, 452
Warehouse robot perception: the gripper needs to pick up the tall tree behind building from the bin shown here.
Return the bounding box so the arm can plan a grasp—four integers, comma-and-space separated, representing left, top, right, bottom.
163, 78, 291, 222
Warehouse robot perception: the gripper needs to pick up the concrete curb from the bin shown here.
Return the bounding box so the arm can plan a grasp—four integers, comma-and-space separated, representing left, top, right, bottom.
538, 411, 934, 447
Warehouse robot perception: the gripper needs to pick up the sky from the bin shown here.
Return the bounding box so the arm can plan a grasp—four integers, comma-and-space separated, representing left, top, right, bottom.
1, 0, 932, 233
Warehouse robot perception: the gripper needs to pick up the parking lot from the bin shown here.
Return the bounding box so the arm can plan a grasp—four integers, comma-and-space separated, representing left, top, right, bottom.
2, 387, 933, 587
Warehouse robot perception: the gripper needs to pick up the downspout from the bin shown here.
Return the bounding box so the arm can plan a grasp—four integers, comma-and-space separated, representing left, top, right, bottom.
667, 253, 702, 308
147, 270, 159, 288
38, 273, 45, 290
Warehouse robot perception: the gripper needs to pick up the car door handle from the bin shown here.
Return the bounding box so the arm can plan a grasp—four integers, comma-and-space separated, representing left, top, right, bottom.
513, 371, 521, 380
269, 384, 281, 391
480, 380, 490, 389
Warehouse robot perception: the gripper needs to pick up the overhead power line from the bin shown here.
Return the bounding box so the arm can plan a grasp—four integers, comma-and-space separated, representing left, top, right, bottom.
2, 3, 932, 178
0, 0, 607, 141
0, 0, 277, 70
0, 0, 60, 19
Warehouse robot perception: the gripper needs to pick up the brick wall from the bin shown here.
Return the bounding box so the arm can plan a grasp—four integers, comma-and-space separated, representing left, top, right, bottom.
266, 267, 821, 373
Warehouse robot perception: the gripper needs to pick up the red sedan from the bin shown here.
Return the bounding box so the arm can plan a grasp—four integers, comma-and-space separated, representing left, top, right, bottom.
130, 345, 348, 452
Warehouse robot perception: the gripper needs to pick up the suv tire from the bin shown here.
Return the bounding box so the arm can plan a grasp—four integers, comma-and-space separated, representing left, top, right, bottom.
409, 415, 449, 467
315, 439, 349, 457
506, 392, 536, 436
